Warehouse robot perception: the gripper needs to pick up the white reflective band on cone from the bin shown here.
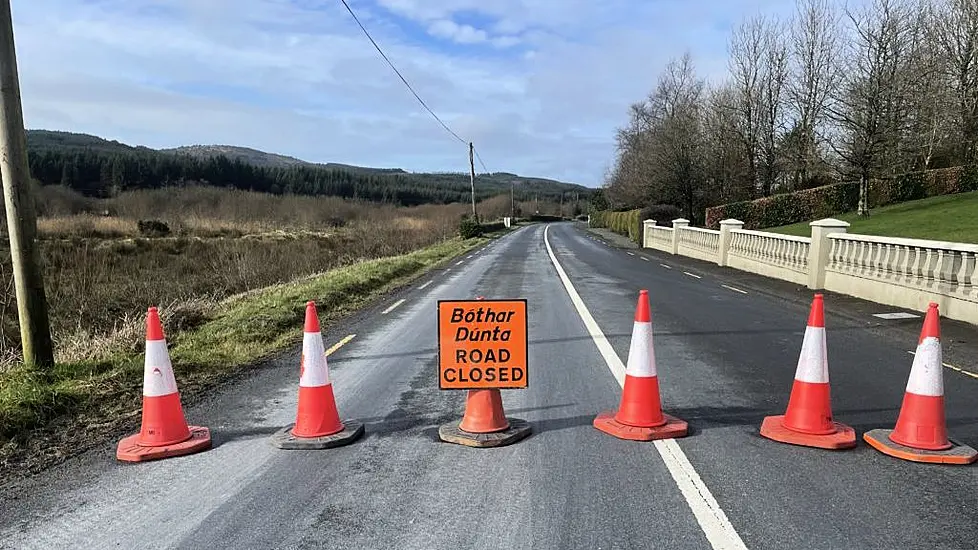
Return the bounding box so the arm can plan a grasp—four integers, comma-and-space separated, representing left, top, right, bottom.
906, 337, 943, 397
794, 326, 828, 384
143, 339, 179, 397
299, 331, 330, 387
624, 321, 657, 378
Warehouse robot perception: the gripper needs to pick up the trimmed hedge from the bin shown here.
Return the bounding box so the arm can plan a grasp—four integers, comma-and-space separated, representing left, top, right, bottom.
705, 165, 978, 229
591, 209, 642, 243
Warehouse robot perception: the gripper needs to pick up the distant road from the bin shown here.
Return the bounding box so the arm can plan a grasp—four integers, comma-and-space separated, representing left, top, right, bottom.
2, 223, 977, 550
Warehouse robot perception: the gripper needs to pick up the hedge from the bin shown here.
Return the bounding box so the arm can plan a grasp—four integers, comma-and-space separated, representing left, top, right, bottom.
705, 165, 978, 229
591, 209, 642, 243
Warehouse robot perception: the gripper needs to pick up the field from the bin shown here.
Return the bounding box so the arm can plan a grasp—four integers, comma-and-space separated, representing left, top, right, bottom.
0, 184, 560, 476
768, 191, 978, 244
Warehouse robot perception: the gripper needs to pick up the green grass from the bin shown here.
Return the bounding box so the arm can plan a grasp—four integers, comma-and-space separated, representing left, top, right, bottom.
769, 191, 978, 243
0, 236, 485, 453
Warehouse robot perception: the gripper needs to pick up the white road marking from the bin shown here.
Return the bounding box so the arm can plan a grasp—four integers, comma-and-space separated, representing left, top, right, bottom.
455, 260, 464, 266
543, 225, 748, 550
873, 312, 919, 320
627, 252, 635, 256
381, 299, 406, 315
721, 284, 747, 295
907, 351, 978, 380
466, 255, 474, 259
661, 264, 672, 269
418, 280, 433, 290
684, 271, 702, 279
641, 257, 650, 262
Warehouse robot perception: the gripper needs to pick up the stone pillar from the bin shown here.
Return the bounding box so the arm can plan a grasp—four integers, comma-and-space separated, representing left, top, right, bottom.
671, 218, 689, 255
642, 219, 656, 248
809, 218, 850, 290
718, 219, 744, 267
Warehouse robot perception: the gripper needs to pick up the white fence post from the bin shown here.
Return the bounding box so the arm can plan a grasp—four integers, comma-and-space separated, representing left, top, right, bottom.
671, 218, 689, 255
642, 219, 656, 248
808, 218, 850, 290
718, 219, 744, 266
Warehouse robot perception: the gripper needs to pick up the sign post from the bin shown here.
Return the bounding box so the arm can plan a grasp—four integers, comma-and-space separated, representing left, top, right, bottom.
436, 297, 532, 447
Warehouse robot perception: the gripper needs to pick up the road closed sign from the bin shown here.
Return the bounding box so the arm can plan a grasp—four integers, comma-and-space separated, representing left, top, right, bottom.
437, 299, 528, 390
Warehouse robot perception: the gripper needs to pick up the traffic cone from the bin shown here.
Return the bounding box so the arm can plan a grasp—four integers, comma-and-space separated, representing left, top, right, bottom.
117, 307, 211, 462
271, 301, 363, 449
593, 290, 687, 441
864, 303, 977, 464
438, 296, 532, 448
759, 294, 856, 449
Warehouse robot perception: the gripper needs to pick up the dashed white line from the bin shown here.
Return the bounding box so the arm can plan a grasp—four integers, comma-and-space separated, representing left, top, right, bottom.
543, 225, 747, 550
381, 298, 406, 315
684, 271, 702, 279
455, 260, 464, 266
418, 280, 433, 290
660, 264, 672, 269
627, 252, 635, 256
907, 350, 978, 380
641, 257, 650, 262
721, 284, 747, 295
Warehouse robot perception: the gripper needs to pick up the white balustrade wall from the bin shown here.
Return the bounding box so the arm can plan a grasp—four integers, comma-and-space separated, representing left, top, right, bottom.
635, 217, 978, 325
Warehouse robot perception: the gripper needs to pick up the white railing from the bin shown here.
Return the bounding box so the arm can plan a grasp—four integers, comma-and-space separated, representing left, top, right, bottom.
634, 217, 978, 326
676, 226, 720, 263
825, 233, 978, 322
643, 221, 674, 252
727, 229, 810, 286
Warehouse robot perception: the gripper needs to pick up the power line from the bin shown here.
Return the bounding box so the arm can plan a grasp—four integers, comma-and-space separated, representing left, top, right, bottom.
338, 0, 467, 145
473, 148, 489, 174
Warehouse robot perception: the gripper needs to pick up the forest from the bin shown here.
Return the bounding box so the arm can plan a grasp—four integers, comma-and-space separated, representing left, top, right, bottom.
25, 130, 588, 207
604, 0, 978, 223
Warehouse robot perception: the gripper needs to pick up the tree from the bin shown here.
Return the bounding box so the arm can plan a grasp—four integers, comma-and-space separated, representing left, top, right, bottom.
934, 0, 978, 162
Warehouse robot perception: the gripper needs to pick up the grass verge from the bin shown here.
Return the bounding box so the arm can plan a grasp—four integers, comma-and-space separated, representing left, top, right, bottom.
769, 191, 978, 243
0, 235, 487, 477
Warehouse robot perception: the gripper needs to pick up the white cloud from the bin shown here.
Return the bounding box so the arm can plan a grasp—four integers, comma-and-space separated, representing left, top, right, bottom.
12, 0, 817, 185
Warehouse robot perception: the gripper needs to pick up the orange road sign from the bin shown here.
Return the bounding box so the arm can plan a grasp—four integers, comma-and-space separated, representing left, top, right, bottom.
437, 299, 528, 390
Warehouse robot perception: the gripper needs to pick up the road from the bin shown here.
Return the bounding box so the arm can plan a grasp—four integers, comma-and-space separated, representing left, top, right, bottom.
2, 222, 977, 550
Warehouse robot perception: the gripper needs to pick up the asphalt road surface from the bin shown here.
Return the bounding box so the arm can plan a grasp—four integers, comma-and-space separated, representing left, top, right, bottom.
2, 222, 977, 550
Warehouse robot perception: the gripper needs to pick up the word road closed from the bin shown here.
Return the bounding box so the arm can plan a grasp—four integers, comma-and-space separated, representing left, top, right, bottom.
437, 299, 528, 390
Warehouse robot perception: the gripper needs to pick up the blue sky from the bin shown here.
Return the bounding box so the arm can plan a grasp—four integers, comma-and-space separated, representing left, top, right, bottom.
14, 0, 814, 186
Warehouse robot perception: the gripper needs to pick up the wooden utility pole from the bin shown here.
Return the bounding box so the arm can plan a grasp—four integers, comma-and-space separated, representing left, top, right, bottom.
510, 181, 515, 219
468, 142, 476, 220
0, 0, 54, 367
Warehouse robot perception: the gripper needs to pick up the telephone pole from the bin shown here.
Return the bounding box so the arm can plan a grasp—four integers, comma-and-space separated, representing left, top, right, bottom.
468, 142, 476, 220
0, 0, 54, 367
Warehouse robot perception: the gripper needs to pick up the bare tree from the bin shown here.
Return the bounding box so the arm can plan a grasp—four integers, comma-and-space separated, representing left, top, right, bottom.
934, 0, 978, 161
787, 0, 842, 188
728, 16, 766, 196
759, 18, 790, 195
827, 0, 917, 216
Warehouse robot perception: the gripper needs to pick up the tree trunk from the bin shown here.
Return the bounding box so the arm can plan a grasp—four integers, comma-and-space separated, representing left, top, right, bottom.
857, 172, 870, 217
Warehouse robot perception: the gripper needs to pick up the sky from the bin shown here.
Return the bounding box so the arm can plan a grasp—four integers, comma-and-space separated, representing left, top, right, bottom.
14, 0, 809, 186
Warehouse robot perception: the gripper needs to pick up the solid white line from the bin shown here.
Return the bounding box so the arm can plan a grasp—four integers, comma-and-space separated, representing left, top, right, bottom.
721, 284, 748, 295
661, 264, 672, 269
543, 226, 747, 550
381, 299, 406, 315
684, 271, 702, 279
418, 280, 433, 290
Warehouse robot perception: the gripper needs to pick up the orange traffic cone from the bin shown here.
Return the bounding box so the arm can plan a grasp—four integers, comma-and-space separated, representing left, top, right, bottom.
272, 301, 364, 449
759, 294, 856, 449
864, 303, 977, 464
593, 290, 687, 441
117, 307, 211, 462
438, 296, 532, 448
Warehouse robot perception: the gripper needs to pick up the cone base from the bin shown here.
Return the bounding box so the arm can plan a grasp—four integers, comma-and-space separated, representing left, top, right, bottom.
117, 426, 211, 463
438, 417, 532, 448
864, 429, 977, 465
270, 420, 364, 450
759, 415, 856, 450
593, 411, 687, 442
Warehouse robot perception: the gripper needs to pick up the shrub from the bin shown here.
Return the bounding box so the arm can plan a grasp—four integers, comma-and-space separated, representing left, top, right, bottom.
706, 165, 973, 229
527, 214, 563, 222
639, 204, 682, 226
458, 216, 482, 239
593, 209, 642, 243
137, 219, 171, 237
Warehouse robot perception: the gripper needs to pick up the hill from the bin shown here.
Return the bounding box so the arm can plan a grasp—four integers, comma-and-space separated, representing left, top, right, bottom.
25, 130, 590, 206
769, 191, 978, 244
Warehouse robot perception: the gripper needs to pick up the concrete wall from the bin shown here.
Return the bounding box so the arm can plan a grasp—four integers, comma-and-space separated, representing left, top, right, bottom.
641, 217, 978, 326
